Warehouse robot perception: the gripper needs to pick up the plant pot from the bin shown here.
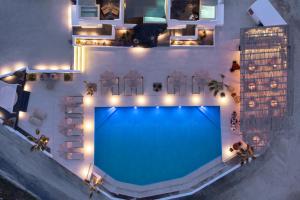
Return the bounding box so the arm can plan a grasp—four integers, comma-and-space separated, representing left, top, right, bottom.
64, 73, 73, 81
26, 74, 37, 81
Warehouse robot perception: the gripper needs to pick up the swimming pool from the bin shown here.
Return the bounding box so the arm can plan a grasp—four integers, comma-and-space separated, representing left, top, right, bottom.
94, 106, 221, 185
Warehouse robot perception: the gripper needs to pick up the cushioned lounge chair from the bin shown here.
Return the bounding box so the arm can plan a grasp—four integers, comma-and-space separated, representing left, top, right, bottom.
65, 152, 84, 160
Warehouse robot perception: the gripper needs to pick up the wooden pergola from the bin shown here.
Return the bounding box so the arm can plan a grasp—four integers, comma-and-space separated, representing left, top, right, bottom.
239, 25, 289, 153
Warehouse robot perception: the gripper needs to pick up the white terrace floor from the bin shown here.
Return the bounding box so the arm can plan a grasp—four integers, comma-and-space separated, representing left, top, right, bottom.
18, 41, 241, 181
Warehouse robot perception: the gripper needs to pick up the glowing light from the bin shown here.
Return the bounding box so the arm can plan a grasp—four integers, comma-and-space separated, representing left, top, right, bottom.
223, 145, 236, 161
84, 120, 93, 132
1, 67, 10, 75
248, 83, 256, 90
178, 106, 182, 109
84, 96, 93, 107
270, 81, 278, 89
0, 111, 4, 119
156, 106, 159, 109
14, 62, 26, 71
90, 32, 98, 36
35, 65, 47, 70
218, 96, 228, 106
50, 66, 59, 70
79, 165, 90, 179
2, 75, 15, 82
163, 95, 175, 105
248, 100, 255, 108
84, 143, 94, 155
118, 29, 128, 34
24, 84, 31, 92
136, 95, 147, 106
270, 100, 278, 107
66, 5, 72, 31
109, 95, 120, 105
61, 65, 70, 70
129, 47, 149, 58
190, 94, 201, 105
18, 111, 27, 120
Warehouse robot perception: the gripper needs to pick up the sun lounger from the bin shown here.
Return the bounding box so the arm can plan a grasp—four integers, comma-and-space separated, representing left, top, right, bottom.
64, 96, 83, 105
65, 128, 83, 136
65, 152, 84, 160
65, 106, 84, 114
65, 116, 83, 125
63, 141, 83, 148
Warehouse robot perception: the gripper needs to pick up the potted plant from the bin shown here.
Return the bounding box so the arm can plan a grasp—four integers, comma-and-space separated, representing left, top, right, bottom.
208, 74, 229, 97
27, 73, 37, 81
199, 30, 207, 40
29, 129, 49, 152
64, 73, 73, 81
84, 81, 97, 96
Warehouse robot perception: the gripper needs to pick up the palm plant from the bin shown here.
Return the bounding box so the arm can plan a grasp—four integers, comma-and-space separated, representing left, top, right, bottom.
88, 177, 103, 199
84, 81, 97, 96
208, 74, 229, 97
29, 129, 49, 152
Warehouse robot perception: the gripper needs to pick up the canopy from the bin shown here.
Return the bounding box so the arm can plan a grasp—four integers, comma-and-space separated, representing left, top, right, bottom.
0, 80, 18, 112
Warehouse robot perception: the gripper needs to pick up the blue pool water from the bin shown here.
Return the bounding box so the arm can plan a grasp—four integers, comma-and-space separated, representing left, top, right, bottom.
94, 106, 221, 185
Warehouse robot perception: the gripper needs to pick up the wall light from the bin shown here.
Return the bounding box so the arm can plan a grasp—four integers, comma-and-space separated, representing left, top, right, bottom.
84, 143, 94, 155
163, 95, 175, 105
129, 47, 150, 58
80, 165, 90, 179
84, 96, 94, 107
218, 95, 228, 106
84, 120, 94, 132
18, 111, 27, 120
136, 95, 147, 106
24, 84, 31, 92
109, 95, 120, 105
190, 94, 201, 105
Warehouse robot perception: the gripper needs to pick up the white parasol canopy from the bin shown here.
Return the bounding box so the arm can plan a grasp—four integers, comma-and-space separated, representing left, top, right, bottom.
0, 80, 18, 112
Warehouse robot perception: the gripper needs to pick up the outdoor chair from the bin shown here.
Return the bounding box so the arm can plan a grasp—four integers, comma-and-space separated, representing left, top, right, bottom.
192, 71, 210, 94
65, 128, 83, 136
124, 70, 144, 96
65, 152, 84, 160
167, 71, 187, 95
62, 140, 84, 148
100, 71, 120, 95
65, 105, 84, 114
64, 96, 83, 106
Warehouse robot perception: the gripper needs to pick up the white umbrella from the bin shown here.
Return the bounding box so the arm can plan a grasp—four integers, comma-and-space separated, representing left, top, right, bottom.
0, 80, 18, 112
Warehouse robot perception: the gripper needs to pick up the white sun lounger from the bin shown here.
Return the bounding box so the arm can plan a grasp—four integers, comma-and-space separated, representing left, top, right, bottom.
65, 106, 84, 114
63, 141, 83, 148
65, 117, 83, 125
65, 128, 83, 136
64, 96, 83, 105
65, 152, 84, 160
